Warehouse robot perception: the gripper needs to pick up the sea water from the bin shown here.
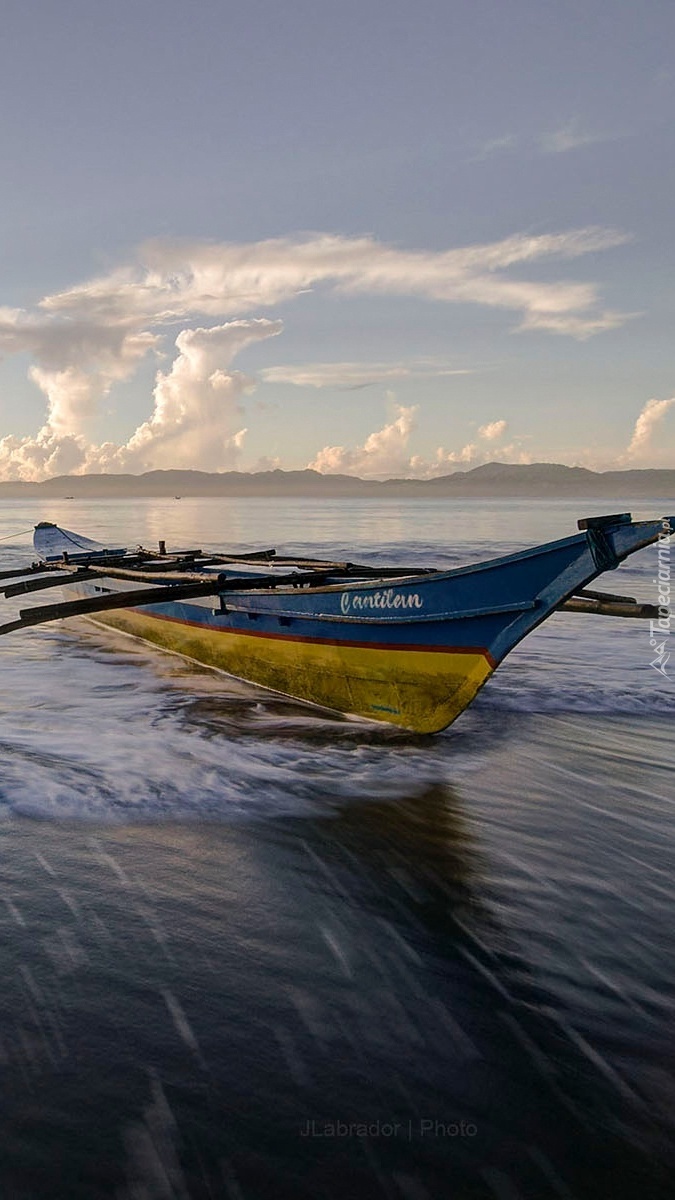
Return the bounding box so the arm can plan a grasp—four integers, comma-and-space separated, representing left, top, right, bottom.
0, 496, 673, 1198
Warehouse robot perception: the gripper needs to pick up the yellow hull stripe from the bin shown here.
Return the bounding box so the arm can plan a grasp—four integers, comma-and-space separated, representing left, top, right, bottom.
90, 608, 494, 734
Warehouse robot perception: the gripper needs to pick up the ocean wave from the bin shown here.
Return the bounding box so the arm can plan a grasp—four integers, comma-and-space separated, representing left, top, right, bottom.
0, 625, 491, 822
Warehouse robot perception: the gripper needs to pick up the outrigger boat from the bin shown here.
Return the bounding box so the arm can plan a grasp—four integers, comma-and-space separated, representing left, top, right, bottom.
0, 512, 670, 734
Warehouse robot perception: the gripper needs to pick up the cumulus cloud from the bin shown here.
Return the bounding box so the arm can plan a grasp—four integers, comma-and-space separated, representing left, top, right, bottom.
0, 319, 282, 480
0, 430, 89, 482
0, 308, 158, 438
478, 419, 507, 441
309, 407, 527, 479
0, 226, 632, 479
624, 396, 675, 461
251, 454, 283, 472
435, 443, 480, 466
434, 443, 532, 470
309, 404, 419, 477
114, 320, 281, 473
428, 419, 518, 471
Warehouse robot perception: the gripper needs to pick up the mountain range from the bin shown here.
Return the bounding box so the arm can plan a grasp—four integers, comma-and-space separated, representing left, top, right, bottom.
1, 463, 674, 499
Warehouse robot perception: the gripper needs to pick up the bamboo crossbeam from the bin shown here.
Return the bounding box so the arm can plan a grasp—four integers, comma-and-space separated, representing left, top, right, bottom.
74, 564, 218, 585
0, 569, 335, 637
574, 587, 637, 604
560, 597, 659, 618
3, 569, 105, 598
0, 563, 59, 582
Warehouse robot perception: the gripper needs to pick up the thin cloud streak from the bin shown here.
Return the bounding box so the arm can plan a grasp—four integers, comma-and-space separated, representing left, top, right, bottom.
260, 360, 472, 390
472, 133, 519, 162
40, 228, 631, 334
539, 120, 612, 154
474, 123, 619, 162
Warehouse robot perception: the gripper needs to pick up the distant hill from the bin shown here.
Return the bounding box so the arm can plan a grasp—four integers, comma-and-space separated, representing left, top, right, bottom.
0, 463, 674, 499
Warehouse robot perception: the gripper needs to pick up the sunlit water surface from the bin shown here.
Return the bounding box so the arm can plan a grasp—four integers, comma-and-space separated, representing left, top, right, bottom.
0, 496, 673, 1198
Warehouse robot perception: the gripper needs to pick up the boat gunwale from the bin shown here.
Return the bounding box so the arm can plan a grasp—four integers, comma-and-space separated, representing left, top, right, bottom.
205, 520, 662, 596
87, 529, 577, 600
36, 520, 664, 602
205, 530, 592, 597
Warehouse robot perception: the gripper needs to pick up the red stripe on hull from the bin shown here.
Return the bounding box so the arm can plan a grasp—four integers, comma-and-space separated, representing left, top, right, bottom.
130, 606, 498, 669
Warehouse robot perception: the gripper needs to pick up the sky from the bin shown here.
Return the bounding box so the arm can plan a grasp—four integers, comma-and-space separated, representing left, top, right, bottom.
0, 0, 673, 480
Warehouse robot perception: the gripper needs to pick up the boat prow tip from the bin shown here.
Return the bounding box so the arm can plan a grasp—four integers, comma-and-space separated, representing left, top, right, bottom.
577, 512, 632, 530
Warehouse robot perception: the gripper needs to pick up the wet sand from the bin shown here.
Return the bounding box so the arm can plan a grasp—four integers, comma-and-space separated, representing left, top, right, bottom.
1, 711, 673, 1199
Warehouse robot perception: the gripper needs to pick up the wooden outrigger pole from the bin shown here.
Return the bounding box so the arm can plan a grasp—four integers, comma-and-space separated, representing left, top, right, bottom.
0, 568, 344, 638
0, 579, 221, 636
